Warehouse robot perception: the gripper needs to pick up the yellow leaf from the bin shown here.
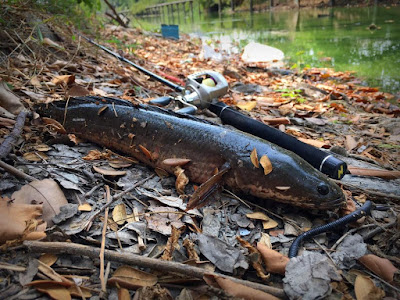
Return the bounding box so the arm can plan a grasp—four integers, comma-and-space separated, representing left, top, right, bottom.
23, 151, 48, 162
78, 203, 92, 212
39, 254, 58, 266
355, 275, 385, 300
246, 212, 269, 221
263, 219, 278, 230
237, 101, 257, 111
260, 155, 273, 175
250, 148, 259, 168
113, 204, 127, 225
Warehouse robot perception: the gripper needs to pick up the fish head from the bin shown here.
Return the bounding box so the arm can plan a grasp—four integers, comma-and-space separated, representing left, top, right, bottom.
230, 146, 346, 210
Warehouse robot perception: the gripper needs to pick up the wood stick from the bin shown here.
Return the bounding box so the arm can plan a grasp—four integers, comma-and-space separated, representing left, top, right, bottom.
23, 241, 286, 298
0, 110, 28, 159
0, 160, 36, 182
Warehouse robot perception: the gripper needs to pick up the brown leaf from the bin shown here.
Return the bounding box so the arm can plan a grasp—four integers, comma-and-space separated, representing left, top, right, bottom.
82, 149, 109, 160
108, 158, 132, 169
26, 280, 72, 300
262, 219, 278, 230
51, 74, 75, 86
78, 203, 92, 212
139, 144, 152, 160
259, 155, 273, 175
23, 151, 48, 162
112, 204, 127, 225
108, 265, 158, 289
162, 158, 191, 167
237, 101, 257, 111
66, 84, 90, 97
41, 117, 67, 134
93, 165, 127, 176
43, 38, 64, 50
250, 148, 259, 168
174, 166, 189, 195
97, 105, 108, 115
298, 138, 329, 148
354, 275, 385, 300
67, 134, 83, 145
246, 212, 270, 221
39, 254, 58, 266
0, 81, 25, 114
30, 76, 41, 87
257, 243, 289, 275
12, 179, 68, 226
359, 254, 398, 283
68, 285, 92, 298
203, 274, 280, 300
0, 198, 44, 244
345, 135, 358, 151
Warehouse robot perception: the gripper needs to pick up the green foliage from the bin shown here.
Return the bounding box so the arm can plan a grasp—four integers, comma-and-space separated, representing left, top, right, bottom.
276, 88, 306, 103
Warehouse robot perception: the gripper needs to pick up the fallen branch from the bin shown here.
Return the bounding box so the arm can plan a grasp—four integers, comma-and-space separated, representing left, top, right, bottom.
23, 241, 286, 298
0, 160, 36, 182
0, 110, 28, 159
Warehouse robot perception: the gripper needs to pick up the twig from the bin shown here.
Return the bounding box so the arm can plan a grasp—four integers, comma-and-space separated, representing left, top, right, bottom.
0, 160, 36, 182
362, 269, 400, 293
100, 186, 111, 293
84, 174, 154, 230
361, 220, 397, 241
333, 179, 400, 202
0, 110, 29, 159
23, 241, 286, 298
331, 224, 376, 251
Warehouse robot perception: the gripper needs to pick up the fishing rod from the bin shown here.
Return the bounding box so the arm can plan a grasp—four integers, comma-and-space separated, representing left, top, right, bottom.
82, 35, 347, 180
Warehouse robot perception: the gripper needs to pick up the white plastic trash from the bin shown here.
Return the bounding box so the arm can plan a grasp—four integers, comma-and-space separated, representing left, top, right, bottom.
241, 42, 284, 63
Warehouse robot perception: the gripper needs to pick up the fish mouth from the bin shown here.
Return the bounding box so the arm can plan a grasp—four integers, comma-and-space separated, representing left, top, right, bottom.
318, 196, 346, 209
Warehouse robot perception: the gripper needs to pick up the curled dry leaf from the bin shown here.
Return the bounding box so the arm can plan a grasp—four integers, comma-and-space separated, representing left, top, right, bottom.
39, 253, 58, 266
260, 155, 273, 175
12, 179, 68, 226
93, 165, 127, 176
257, 242, 289, 275
112, 203, 128, 225
52, 74, 75, 86
41, 117, 67, 134
139, 144, 152, 160
82, 149, 109, 161
358, 254, 398, 283
203, 274, 280, 300
237, 236, 269, 280
354, 275, 385, 300
259, 233, 272, 249
108, 265, 157, 290
108, 158, 132, 169
250, 148, 259, 168
0, 199, 44, 244
174, 166, 189, 195
162, 158, 191, 167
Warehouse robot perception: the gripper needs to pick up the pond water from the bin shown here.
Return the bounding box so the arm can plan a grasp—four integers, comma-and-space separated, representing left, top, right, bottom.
139, 5, 400, 94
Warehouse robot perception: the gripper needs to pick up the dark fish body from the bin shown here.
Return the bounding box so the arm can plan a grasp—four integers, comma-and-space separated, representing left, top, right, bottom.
36, 96, 345, 209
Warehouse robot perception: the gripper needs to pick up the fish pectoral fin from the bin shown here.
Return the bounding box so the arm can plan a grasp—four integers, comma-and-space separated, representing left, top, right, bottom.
185, 163, 230, 211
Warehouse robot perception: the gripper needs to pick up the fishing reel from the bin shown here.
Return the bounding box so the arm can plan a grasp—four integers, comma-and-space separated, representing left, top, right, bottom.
149, 71, 229, 114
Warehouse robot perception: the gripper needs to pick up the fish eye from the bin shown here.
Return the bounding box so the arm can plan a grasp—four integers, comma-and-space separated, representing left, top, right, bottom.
317, 183, 330, 195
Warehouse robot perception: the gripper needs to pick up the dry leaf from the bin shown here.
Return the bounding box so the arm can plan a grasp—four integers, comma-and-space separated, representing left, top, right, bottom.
259, 233, 272, 249
39, 254, 58, 266
0, 199, 44, 244
112, 204, 127, 225
30, 76, 41, 87
250, 148, 259, 168
66, 84, 89, 97
257, 243, 289, 275
203, 274, 279, 300
67, 134, 83, 145
246, 212, 270, 221
162, 158, 191, 167
118, 288, 130, 300
68, 285, 92, 298
348, 166, 400, 179
259, 155, 273, 175
262, 219, 278, 230
12, 179, 68, 226
26, 280, 72, 300
174, 166, 189, 195
43, 38, 64, 50
275, 186, 291, 191
345, 135, 358, 151
33, 144, 51, 152
237, 101, 257, 111
359, 254, 398, 283
354, 275, 385, 300
108, 265, 158, 289
78, 203, 92, 212
82, 149, 108, 160
41, 117, 67, 134
93, 165, 127, 176
108, 158, 132, 169
139, 144, 152, 160
23, 151, 48, 162
298, 138, 328, 148
51, 74, 75, 86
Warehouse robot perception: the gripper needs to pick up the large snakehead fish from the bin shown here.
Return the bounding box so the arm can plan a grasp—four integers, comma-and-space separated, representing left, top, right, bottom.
36, 96, 345, 209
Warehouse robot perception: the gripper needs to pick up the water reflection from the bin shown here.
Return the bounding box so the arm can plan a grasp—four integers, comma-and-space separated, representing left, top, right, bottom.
140, 6, 400, 93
